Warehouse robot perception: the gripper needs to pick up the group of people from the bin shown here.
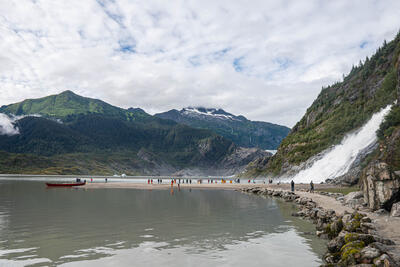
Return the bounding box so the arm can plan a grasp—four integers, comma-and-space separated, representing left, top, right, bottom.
167, 178, 193, 185
146, 178, 244, 184
290, 180, 314, 192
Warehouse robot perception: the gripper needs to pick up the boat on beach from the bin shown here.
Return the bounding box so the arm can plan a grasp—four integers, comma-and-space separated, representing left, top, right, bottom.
46, 181, 86, 187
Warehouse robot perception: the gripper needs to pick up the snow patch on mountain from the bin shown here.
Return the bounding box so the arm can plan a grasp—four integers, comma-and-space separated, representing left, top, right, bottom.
182, 107, 241, 121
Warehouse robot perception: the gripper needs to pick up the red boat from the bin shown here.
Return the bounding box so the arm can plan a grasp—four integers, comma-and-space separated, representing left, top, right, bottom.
46, 181, 86, 187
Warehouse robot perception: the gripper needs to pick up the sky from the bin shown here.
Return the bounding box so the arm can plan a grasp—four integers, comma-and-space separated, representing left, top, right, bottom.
0, 0, 399, 127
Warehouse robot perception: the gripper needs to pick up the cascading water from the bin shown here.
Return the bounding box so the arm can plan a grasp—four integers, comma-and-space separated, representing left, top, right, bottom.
289, 105, 392, 183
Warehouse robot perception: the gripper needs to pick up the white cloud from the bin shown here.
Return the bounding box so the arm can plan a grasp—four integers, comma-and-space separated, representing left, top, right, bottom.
0, 114, 42, 135
0, 113, 20, 135
0, 0, 399, 127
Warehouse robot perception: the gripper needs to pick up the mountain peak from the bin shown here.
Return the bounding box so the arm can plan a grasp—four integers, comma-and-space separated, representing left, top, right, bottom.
58, 90, 79, 97
181, 107, 241, 121
60, 90, 75, 95
0, 90, 126, 119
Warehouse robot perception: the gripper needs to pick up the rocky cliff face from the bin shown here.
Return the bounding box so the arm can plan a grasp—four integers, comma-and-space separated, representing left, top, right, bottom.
361, 54, 400, 211
361, 119, 400, 211
362, 161, 400, 210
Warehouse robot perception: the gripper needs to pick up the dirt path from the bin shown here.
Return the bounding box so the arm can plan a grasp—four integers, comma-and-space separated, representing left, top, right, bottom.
295, 190, 354, 215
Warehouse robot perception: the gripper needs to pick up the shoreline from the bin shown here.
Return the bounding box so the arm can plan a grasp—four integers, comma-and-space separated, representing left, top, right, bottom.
81, 181, 343, 190
241, 186, 400, 266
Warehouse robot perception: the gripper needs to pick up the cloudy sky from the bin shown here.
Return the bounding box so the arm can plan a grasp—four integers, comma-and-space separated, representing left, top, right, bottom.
0, 0, 399, 127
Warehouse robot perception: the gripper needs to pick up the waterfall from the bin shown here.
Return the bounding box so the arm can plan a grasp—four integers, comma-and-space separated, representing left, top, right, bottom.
289, 105, 392, 183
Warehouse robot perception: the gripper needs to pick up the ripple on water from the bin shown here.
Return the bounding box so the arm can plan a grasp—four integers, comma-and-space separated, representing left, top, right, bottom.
0, 180, 326, 266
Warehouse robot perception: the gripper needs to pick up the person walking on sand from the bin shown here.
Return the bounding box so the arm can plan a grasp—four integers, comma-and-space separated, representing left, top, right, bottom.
310, 180, 314, 193
291, 180, 295, 192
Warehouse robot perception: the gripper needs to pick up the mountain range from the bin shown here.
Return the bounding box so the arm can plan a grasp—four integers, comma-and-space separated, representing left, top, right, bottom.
0, 90, 278, 176
155, 107, 290, 150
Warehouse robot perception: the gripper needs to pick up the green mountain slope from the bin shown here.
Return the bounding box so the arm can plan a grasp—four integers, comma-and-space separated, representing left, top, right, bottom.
0, 90, 149, 121
244, 31, 400, 177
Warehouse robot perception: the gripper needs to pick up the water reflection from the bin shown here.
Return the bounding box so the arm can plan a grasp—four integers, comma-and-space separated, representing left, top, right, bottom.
0, 180, 325, 266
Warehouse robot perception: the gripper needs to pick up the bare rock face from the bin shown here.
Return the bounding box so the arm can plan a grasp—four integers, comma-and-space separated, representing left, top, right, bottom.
344, 191, 365, 208
390, 202, 400, 217
362, 161, 400, 210
220, 147, 271, 175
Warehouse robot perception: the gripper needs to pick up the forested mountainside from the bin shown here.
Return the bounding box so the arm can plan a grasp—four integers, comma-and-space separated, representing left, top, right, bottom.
0, 91, 270, 175
155, 107, 290, 150
244, 31, 400, 178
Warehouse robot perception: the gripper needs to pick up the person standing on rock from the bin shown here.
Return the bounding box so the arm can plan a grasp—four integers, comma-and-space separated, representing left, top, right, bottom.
291, 180, 295, 192
310, 180, 314, 193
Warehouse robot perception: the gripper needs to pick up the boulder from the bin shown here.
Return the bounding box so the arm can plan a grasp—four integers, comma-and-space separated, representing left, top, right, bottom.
344, 191, 364, 203
360, 246, 381, 263
362, 161, 400, 211
344, 191, 364, 209
340, 240, 365, 265
374, 209, 389, 216
342, 214, 352, 225
361, 217, 372, 223
390, 202, 400, 217
330, 219, 343, 236
370, 236, 395, 246
337, 196, 345, 202
373, 253, 396, 267
327, 235, 345, 253
324, 252, 337, 264
369, 242, 391, 254
360, 222, 375, 234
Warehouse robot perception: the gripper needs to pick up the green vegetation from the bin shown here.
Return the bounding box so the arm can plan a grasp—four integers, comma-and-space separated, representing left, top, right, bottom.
325, 219, 343, 239
378, 105, 400, 139
0, 90, 150, 121
375, 104, 400, 172
256, 31, 400, 176
340, 240, 365, 265
0, 151, 144, 175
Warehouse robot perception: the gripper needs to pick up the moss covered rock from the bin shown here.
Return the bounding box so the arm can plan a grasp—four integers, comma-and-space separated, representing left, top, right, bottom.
340, 240, 365, 265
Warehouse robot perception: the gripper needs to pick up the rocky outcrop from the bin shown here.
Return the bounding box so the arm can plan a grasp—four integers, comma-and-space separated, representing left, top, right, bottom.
220, 147, 271, 174
240, 187, 399, 266
343, 191, 365, 208
137, 148, 177, 175
391, 202, 400, 217
362, 161, 400, 211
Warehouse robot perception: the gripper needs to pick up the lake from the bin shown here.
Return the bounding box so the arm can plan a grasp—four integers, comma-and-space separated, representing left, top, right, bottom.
0, 179, 326, 266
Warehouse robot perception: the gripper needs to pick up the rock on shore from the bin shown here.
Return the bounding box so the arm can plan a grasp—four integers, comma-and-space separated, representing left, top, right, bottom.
240, 187, 399, 266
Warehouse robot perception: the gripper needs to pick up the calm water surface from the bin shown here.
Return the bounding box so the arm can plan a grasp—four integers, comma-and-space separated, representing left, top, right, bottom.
0, 180, 325, 266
